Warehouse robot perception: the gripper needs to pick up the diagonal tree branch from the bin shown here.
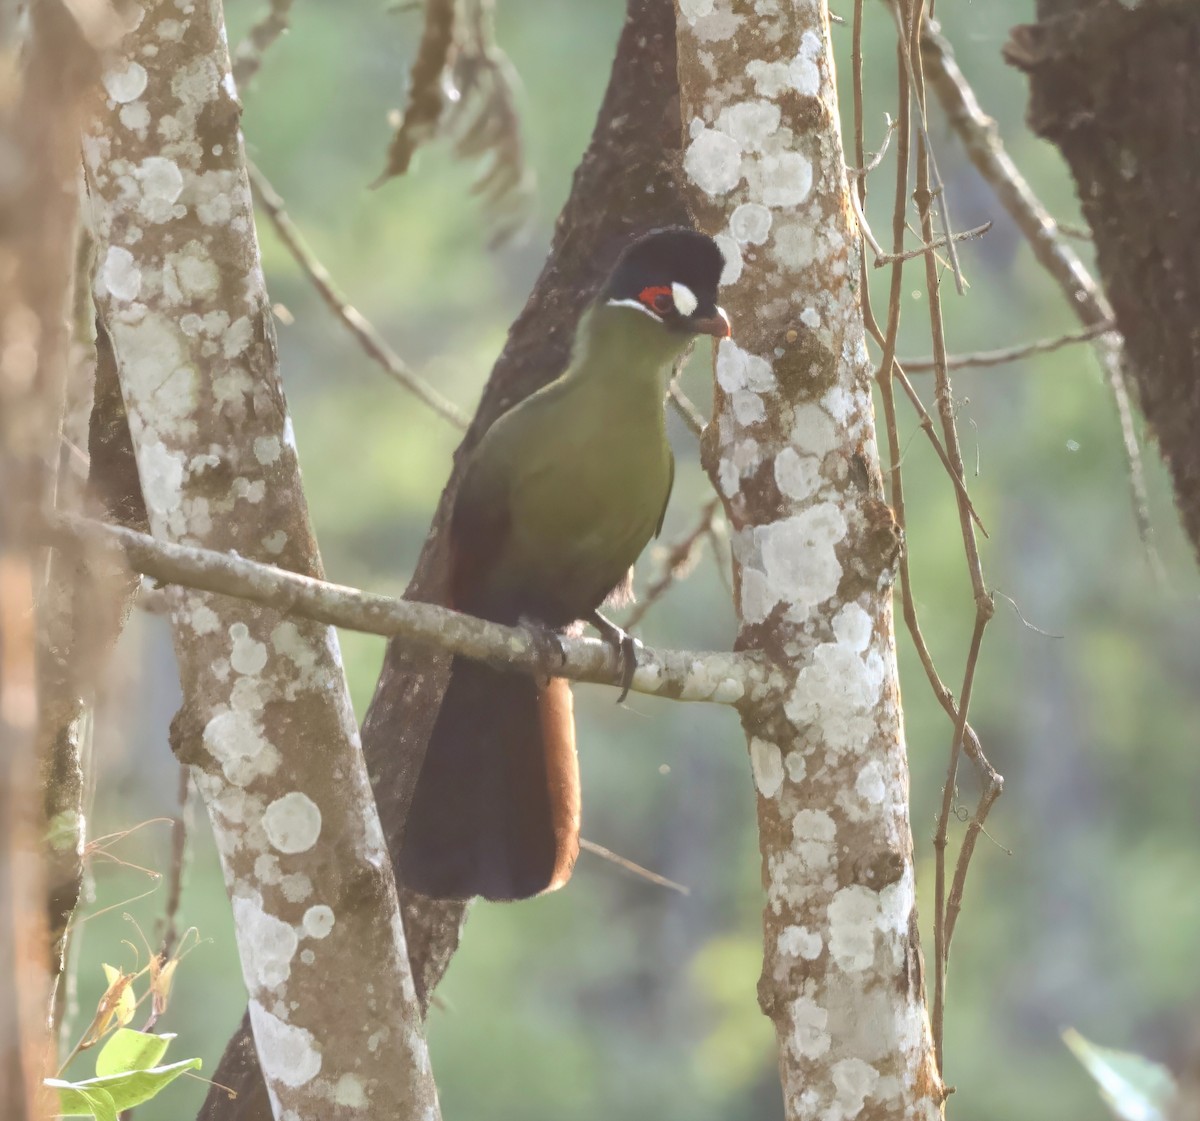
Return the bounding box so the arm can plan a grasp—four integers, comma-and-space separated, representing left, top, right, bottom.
42, 510, 771, 705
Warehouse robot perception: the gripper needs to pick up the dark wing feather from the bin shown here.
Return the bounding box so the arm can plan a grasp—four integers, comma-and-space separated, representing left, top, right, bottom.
448, 456, 511, 617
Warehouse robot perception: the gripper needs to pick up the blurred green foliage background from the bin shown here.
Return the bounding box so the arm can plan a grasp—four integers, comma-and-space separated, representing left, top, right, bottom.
69, 1, 1200, 1118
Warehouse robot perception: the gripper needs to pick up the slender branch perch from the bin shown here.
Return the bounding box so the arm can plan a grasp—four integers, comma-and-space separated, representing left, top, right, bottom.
42, 510, 773, 707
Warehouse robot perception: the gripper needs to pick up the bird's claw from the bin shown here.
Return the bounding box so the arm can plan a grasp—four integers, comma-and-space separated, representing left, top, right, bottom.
588, 611, 639, 704
519, 616, 567, 681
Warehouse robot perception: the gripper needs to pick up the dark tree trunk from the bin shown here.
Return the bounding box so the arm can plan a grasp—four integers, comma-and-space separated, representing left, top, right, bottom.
1006, 0, 1200, 560
202, 0, 690, 1114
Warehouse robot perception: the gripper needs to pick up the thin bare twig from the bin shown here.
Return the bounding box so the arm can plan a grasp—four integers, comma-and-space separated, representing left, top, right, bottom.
902, 320, 1116, 372
247, 161, 469, 429
578, 839, 689, 896
845, 113, 896, 177
668, 382, 706, 440
624, 499, 721, 630
919, 16, 1161, 580
40, 511, 775, 707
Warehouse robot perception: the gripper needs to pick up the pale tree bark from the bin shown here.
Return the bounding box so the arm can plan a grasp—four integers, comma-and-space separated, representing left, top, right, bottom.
677, 2, 943, 1117
79, 1, 439, 1117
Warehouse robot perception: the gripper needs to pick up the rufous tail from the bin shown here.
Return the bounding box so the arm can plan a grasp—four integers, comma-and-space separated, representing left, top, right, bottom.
399, 657, 580, 902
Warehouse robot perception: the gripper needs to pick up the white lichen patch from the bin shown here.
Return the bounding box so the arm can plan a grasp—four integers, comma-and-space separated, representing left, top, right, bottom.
827, 884, 881, 972
263, 791, 322, 854
166, 242, 220, 300
255, 853, 281, 884
202, 708, 280, 786
229, 622, 268, 675
790, 31, 824, 98
224, 315, 253, 358
789, 996, 831, 1059
331, 1073, 366, 1108
854, 761, 886, 805
832, 603, 872, 651
134, 156, 184, 223
254, 435, 282, 465
774, 447, 821, 502
683, 127, 743, 196
778, 923, 823, 960
249, 1000, 322, 1087
750, 737, 784, 798
747, 504, 848, 624
732, 389, 766, 427
791, 808, 837, 876
138, 438, 186, 523
233, 892, 298, 989
678, 0, 714, 21
755, 151, 814, 208
302, 905, 335, 940
716, 340, 774, 394
119, 100, 151, 134
791, 402, 840, 459
100, 246, 142, 302
729, 201, 772, 245
830, 1057, 880, 1119
716, 100, 781, 152
104, 61, 148, 103
784, 639, 886, 755
280, 872, 314, 903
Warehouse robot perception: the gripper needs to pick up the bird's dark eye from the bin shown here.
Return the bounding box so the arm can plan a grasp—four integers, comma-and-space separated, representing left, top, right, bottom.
638, 285, 674, 316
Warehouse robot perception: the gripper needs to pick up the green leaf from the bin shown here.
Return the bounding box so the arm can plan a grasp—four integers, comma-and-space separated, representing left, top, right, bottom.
45, 1079, 119, 1121
95, 1029, 174, 1077
1063, 1027, 1176, 1121
49, 1057, 202, 1113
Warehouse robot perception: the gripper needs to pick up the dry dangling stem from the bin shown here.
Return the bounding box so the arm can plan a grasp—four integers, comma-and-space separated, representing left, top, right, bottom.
231, 0, 295, 91
248, 160, 469, 429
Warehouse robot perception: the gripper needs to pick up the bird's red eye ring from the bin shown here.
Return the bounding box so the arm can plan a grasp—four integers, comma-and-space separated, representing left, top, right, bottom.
639, 286, 674, 315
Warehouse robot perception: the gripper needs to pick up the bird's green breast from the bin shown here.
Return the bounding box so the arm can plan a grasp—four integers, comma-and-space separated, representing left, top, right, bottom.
467, 304, 684, 621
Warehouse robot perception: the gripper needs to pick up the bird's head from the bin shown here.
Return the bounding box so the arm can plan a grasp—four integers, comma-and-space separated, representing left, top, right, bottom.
602, 228, 731, 339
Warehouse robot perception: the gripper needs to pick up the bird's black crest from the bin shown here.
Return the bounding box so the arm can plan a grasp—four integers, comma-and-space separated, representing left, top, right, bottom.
602, 227, 725, 314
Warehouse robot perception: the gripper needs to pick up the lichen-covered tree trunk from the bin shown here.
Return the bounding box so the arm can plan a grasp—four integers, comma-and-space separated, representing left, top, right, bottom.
1006, 0, 1200, 563
676, 2, 943, 1116
80, 2, 438, 1117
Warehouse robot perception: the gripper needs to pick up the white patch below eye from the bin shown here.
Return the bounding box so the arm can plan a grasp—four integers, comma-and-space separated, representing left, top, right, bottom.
671, 282, 698, 316
607, 296, 661, 322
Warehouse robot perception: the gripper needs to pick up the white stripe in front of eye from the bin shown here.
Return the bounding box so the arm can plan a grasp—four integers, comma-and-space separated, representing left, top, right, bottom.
671, 282, 698, 316
607, 297, 662, 322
